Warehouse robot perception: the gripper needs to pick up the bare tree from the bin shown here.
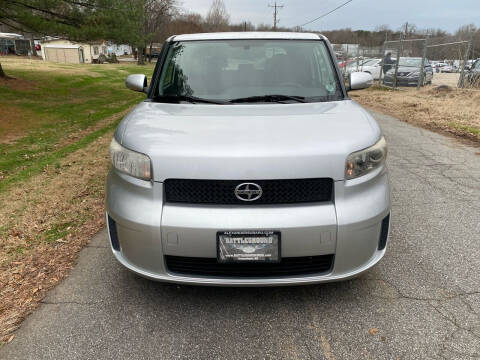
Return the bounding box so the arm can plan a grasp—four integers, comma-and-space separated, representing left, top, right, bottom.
131, 0, 177, 65
205, 0, 230, 32
167, 13, 205, 35
374, 25, 391, 32
144, 0, 177, 62
255, 23, 273, 31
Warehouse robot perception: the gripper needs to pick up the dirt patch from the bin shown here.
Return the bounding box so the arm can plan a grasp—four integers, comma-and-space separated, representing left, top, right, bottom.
0, 105, 44, 145
351, 86, 480, 144
427, 85, 453, 96
0, 77, 37, 91
431, 72, 460, 88
1, 56, 122, 77
0, 131, 112, 342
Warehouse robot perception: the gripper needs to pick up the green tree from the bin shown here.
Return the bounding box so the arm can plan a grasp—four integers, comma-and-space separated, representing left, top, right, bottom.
0, 0, 144, 76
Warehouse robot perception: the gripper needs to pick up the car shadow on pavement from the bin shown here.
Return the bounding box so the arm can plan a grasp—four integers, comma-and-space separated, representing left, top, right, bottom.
118, 266, 380, 308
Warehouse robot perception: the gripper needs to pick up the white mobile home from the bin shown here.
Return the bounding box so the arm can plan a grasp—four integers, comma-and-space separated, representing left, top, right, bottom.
40, 39, 108, 63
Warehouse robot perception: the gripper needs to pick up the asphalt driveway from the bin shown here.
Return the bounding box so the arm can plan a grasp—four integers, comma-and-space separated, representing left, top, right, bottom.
1, 111, 479, 360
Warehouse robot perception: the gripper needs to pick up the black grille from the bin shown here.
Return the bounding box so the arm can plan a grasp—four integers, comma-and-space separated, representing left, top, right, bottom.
164, 178, 333, 205
165, 255, 334, 277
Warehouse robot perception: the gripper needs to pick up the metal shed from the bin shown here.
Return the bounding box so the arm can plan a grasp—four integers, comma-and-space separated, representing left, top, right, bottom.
44, 45, 85, 63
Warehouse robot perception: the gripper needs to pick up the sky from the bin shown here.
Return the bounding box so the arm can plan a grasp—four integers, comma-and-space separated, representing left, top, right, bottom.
178, 0, 479, 34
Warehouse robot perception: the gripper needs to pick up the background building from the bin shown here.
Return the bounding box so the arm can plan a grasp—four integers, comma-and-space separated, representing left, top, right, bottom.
0, 32, 32, 55
108, 44, 132, 56
40, 39, 108, 63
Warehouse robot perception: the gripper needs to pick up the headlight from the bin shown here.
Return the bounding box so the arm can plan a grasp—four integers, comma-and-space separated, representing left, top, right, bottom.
345, 137, 387, 179
110, 138, 151, 180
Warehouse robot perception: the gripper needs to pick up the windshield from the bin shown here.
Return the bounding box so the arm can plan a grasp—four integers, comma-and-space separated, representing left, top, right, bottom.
398, 58, 422, 67
156, 40, 343, 103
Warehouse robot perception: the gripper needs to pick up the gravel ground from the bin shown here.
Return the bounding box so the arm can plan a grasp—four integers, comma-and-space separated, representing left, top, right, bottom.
431, 72, 461, 87
1, 111, 479, 360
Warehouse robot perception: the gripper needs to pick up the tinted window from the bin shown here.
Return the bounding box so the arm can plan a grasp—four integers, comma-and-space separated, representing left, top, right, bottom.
157, 40, 342, 102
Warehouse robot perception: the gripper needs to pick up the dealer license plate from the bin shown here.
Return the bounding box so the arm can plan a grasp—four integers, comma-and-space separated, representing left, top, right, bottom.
217, 231, 280, 263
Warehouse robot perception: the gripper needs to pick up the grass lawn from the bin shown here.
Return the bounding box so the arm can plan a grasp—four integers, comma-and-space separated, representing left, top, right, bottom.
350, 84, 480, 143
0, 58, 154, 191
0, 57, 154, 343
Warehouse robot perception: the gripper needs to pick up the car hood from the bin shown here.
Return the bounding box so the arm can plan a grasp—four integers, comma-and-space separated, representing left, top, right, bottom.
116, 100, 381, 181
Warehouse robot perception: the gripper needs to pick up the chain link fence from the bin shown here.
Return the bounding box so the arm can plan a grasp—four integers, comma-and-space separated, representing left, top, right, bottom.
333, 43, 384, 82
335, 37, 477, 90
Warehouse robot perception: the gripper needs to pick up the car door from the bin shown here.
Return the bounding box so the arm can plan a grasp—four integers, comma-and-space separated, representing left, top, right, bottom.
372, 60, 381, 79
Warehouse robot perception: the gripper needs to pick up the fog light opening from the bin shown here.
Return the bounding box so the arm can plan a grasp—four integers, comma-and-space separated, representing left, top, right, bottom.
378, 214, 390, 250
107, 214, 120, 251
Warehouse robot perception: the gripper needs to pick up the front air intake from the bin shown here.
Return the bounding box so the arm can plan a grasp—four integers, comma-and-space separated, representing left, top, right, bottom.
107, 215, 120, 251
165, 255, 334, 277
164, 178, 334, 205
378, 214, 390, 250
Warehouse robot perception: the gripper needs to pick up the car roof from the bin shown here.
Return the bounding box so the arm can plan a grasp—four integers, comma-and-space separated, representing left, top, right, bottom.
170, 32, 325, 42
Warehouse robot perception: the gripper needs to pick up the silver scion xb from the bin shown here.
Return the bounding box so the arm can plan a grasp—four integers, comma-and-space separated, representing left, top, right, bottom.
106, 32, 390, 286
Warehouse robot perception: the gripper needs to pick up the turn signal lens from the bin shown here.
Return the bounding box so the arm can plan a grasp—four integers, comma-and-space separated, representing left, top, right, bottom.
345, 137, 387, 180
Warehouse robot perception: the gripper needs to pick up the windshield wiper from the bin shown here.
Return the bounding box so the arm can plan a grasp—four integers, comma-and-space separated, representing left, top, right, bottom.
153, 94, 227, 104
229, 94, 307, 104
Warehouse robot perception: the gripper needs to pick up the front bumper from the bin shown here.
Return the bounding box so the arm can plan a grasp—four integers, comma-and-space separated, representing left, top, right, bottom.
383, 75, 420, 86
106, 168, 391, 286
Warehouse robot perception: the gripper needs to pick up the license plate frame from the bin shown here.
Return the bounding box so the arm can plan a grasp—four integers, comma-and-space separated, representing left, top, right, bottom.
217, 230, 281, 263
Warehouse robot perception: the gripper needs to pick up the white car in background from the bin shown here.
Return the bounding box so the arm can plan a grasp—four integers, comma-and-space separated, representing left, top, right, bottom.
433, 62, 448, 73
345, 58, 383, 80
439, 64, 456, 73
342, 59, 365, 79
360, 58, 385, 80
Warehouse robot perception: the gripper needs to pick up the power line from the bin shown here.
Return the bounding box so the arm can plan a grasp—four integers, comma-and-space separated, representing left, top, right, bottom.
299, 0, 354, 28
268, 2, 284, 31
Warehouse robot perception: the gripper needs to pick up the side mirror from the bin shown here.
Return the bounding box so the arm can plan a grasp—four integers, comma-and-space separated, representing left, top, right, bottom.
126, 74, 148, 93
348, 72, 374, 91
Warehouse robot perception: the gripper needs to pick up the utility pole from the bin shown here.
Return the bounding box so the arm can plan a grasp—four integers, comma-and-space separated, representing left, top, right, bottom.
417, 38, 427, 90
268, 2, 284, 31
459, 35, 473, 88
